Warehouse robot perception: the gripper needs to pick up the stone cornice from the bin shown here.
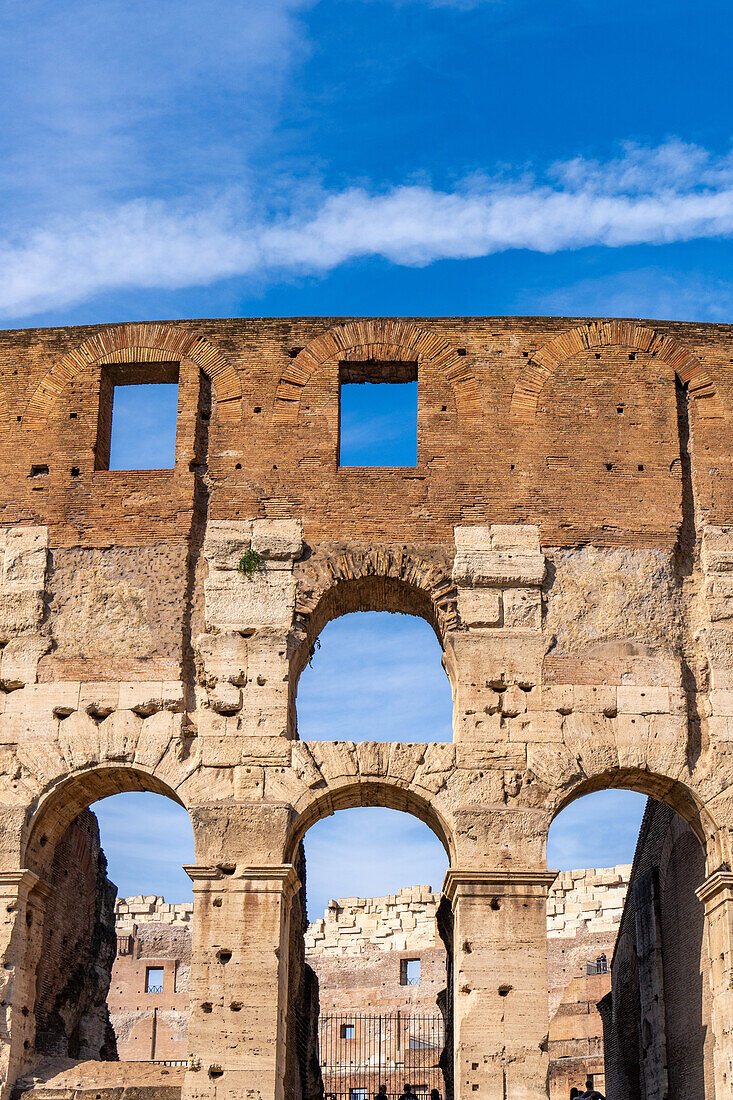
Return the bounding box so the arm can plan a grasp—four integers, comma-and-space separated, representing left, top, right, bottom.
696, 868, 733, 909
443, 868, 558, 905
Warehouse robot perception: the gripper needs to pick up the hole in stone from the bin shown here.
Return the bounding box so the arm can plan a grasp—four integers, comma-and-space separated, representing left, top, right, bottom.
208, 1066, 224, 1079
29, 465, 49, 478
606, 463, 613, 471
490, 898, 500, 911
217, 950, 232, 964
70, 467, 80, 478
218, 864, 236, 876
202, 1002, 213, 1013
289, 347, 304, 358
457, 348, 467, 356
498, 985, 512, 997
235, 463, 242, 470
629, 352, 636, 360
230, 1002, 243, 1012
212, 897, 222, 907
69, 412, 78, 420
441, 405, 447, 412
39, 836, 48, 847
638, 464, 644, 471
617, 406, 624, 414
253, 406, 262, 414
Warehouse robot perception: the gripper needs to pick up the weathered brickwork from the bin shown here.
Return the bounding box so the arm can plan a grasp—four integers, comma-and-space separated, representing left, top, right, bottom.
0, 314, 731, 1100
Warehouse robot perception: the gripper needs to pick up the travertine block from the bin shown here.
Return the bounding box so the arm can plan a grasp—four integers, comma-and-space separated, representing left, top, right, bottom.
251, 519, 302, 561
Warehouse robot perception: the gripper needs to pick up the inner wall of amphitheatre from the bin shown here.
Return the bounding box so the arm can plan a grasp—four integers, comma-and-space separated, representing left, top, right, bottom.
0, 315, 731, 1100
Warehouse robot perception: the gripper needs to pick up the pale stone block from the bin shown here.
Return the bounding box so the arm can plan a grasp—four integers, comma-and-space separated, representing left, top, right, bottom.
204, 573, 296, 631
487, 524, 541, 553
80, 681, 120, 718
1, 634, 49, 689
453, 551, 545, 587
711, 689, 733, 717
503, 588, 541, 629
457, 587, 502, 626
196, 631, 248, 686
250, 519, 302, 560
501, 684, 527, 717
203, 520, 252, 570
454, 525, 493, 552
3, 525, 48, 587
208, 682, 242, 715
617, 686, 670, 714
0, 590, 44, 638
573, 685, 618, 715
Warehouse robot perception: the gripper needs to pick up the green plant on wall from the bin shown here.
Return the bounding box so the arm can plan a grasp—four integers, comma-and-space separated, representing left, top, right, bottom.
238, 549, 263, 577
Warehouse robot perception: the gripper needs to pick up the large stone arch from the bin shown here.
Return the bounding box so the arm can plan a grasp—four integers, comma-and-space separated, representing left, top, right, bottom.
273, 318, 482, 424
292, 548, 459, 683
23, 759, 193, 876
285, 745, 456, 863
23, 322, 242, 428
510, 320, 724, 424
541, 761, 721, 876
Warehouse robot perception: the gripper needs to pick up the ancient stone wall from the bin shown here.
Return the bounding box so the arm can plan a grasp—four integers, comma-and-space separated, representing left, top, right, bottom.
34, 811, 117, 1061
600, 799, 714, 1100
0, 315, 731, 1100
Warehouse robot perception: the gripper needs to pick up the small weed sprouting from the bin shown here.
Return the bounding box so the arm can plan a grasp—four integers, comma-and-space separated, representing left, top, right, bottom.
238, 549, 263, 577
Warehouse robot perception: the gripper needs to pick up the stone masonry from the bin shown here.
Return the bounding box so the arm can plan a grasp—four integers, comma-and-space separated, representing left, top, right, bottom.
0, 316, 731, 1100
107, 869, 630, 1094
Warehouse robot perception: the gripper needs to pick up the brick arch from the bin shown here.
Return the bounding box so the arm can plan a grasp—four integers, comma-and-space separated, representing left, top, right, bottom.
293, 549, 459, 681
273, 319, 482, 423
510, 320, 724, 424
23, 323, 242, 428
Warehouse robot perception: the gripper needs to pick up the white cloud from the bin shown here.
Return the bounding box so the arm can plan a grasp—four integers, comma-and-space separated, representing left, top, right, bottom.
3, 139, 733, 319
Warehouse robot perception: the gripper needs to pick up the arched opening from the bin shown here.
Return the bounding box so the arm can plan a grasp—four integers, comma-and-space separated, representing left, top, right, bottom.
290, 798, 453, 1100
545, 785, 712, 1100
22, 770, 195, 1094
297, 610, 453, 743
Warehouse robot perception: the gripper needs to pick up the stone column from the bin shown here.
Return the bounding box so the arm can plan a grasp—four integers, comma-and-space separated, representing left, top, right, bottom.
182, 863, 299, 1100
443, 868, 557, 1100
0, 870, 52, 1100
697, 868, 733, 1098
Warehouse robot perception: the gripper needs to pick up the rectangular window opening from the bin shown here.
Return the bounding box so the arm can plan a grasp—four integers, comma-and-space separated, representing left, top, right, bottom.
401, 957, 421, 985
96, 362, 179, 471
340, 1022, 355, 1039
338, 360, 417, 467
349, 1090, 368, 1100
145, 967, 164, 994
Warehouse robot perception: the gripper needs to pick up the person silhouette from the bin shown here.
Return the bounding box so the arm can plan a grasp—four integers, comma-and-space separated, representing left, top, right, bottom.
430, 1090, 442, 1100
373, 1087, 388, 1100
398, 1085, 418, 1100
582, 1080, 605, 1100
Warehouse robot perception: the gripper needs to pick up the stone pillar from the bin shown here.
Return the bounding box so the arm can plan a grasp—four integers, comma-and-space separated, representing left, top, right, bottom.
182, 863, 299, 1100
0, 870, 52, 1100
697, 868, 733, 1098
443, 868, 557, 1100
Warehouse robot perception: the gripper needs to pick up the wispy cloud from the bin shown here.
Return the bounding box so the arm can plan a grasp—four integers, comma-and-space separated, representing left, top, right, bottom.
3, 140, 733, 319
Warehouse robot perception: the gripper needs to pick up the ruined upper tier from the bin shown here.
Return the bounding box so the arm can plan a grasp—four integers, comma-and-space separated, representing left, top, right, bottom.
0, 315, 729, 548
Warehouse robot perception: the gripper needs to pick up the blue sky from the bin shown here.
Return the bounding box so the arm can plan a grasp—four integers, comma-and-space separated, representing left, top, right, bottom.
10, 0, 716, 904
1, 0, 733, 325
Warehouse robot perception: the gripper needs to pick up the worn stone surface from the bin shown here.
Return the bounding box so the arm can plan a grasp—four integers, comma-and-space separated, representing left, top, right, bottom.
0, 315, 730, 1100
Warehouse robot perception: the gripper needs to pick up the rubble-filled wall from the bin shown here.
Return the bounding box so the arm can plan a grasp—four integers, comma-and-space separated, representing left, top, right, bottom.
599, 799, 714, 1100
34, 811, 117, 1060
0, 315, 731, 1100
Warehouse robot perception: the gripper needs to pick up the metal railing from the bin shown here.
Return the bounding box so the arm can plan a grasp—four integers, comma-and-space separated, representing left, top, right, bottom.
319, 1011, 444, 1100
